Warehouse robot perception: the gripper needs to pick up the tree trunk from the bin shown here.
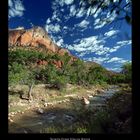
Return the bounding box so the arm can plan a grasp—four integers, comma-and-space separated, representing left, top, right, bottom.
28, 83, 34, 101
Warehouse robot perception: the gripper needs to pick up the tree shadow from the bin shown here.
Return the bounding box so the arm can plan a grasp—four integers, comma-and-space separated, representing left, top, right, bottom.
9, 90, 29, 100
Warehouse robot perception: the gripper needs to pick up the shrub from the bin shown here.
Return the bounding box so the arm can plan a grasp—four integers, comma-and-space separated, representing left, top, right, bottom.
121, 62, 132, 83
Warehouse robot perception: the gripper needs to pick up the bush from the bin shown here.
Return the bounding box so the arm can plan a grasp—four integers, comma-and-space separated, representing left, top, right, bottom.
87, 66, 108, 84
52, 75, 68, 90
121, 62, 132, 83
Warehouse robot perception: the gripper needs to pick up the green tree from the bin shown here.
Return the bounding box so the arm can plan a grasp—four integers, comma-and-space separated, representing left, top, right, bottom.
61, 53, 71, 75
70, 59, 87, 85
42, 64, 68, 90
121, 62, 132, 83
88, 66, 105, 83
9, 62, 37, 100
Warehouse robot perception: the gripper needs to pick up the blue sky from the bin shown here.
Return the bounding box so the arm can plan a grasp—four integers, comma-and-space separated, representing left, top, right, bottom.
8, 0, 132, 72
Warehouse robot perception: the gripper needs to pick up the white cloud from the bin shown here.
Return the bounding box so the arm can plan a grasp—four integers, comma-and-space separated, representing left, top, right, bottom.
104, 30, 119, 37
77, 20, 89, 28
95, 46, 110, 55
9, 0, 25, 18
93, 8, 101, 18
86, 6, 101, 18
64, 35, 109, 56
52, 0, 73, 7
76, 7, 86, 18
73, 38, 81, 43
106, 57, 128, 63
65, 0, 74, 5
117, 40, 131, 46
69, 5, 76, 17
77, 52, 87, 57
9, 0, 13, 7
51, 11, 61, 22
94, 10, 117, 29
94, 18, 107, 29
56, 38, 64, 46
126, 0, 131, 4
63, 26, 68, 30
92, 57, 109, 64
109, 46, 121, 53
106, 10, 117, 22
83, 57, 109, 64
52, 0, 64, 7
108, 40, 131, 53
113, 0, 119, 2
45, 23, 61, 33
46, 18, 51, 24
107, 67, 121, 72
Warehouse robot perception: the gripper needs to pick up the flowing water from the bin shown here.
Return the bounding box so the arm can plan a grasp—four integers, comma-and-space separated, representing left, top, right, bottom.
9, 86, 120, 133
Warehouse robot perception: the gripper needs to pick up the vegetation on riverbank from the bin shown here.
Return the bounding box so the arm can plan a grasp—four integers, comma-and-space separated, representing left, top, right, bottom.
9, 48, 131, 90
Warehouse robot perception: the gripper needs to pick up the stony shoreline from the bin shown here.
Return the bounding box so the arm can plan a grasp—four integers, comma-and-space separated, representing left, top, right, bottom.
8, 84, 117, 123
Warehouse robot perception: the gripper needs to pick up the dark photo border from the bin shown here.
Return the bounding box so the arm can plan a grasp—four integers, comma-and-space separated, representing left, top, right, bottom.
0, 0, 139, 139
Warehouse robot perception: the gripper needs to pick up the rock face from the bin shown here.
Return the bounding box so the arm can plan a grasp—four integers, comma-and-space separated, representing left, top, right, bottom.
9, 26, 71, 56
36, 59, 63, 68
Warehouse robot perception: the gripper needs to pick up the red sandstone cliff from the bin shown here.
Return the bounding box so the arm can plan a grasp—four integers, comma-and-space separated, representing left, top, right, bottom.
9, 26, 71, 56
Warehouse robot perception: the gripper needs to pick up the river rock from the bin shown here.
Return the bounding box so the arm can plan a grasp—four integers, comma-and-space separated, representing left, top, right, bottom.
10, 112, 14, 115
88, 95, 93, 98
37, 108, 44, 114
82, 97, 90, 105
44, 103, 48, 107
9, 118, 14, 123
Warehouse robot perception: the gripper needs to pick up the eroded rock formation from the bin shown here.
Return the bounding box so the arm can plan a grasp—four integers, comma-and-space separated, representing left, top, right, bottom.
9, 26, 71, 56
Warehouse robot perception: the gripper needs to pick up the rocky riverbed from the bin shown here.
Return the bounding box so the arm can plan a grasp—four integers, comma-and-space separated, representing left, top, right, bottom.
9, 85, 120, 133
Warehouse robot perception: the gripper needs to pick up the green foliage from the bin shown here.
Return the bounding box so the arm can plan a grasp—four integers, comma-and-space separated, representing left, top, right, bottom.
9, 48, 49, 65
38, 64, 68, 90
76, 127, 87, 133
9, 62, 32, 86
107, 74, 125, 84
121, 62, 132, 83
87, 66, 108, 84
9, 47, 131, 90
70, 59, 87, 85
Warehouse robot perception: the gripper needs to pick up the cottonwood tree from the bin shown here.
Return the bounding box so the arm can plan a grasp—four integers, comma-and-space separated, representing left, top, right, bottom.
121, 62, 132, 83
9, 62, 36, 101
